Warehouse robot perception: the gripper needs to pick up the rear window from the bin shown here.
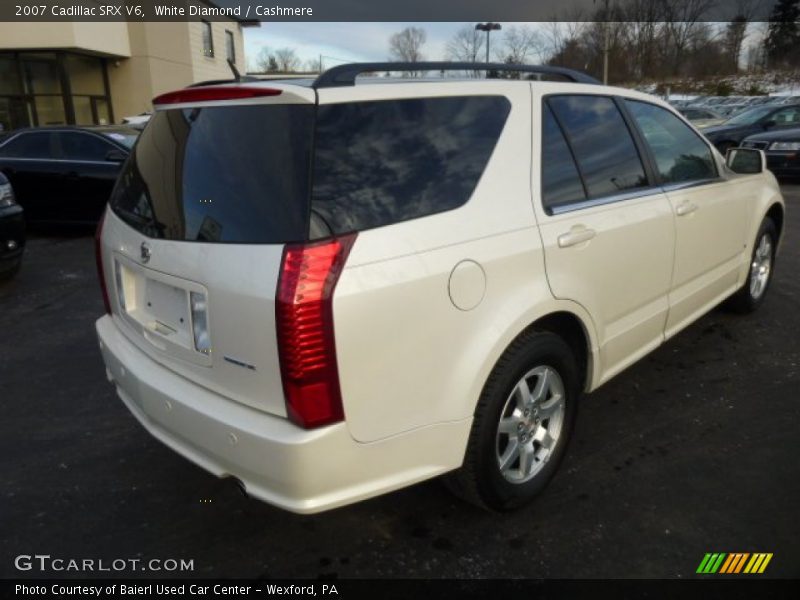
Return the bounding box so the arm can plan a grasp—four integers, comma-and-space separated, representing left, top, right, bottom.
110, 96, 510, 243
310, 96, 511, 237
110, 105, 313, 243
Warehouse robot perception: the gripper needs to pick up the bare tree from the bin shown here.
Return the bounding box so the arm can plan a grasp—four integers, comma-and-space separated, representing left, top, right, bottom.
254, 47, 278, 73
389, 27, 427, 62
660, 0, 717, 76
274, 48, 301, 72
446, 24, 485, 63
496, 25, 546, 64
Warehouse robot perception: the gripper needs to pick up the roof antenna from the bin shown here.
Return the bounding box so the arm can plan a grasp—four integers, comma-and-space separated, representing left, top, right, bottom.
227, 58, 242, 82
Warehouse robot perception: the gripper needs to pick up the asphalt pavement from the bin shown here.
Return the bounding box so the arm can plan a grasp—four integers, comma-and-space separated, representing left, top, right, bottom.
1, 185, 798, 579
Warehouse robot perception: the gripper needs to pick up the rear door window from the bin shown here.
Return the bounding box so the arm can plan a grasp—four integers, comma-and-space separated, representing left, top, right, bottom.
311, 96, 511, 237
624, 100, 717, 184
59, 132, 117, 161
541, 104, 586, 212
547, 95, 648, 199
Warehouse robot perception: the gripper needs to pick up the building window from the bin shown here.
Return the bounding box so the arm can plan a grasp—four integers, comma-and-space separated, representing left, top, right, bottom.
225, 30, 235, 64
202, 21, 214, 58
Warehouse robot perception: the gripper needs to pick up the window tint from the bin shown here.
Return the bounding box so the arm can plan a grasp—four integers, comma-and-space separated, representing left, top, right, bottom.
625, 100, 717, 184
541, 104, 586, 212
548, 95, 648, 198
311, 96, 510, 236
0, 132, 54, 158
59, 132, 116, 161
110, 105, 314, 243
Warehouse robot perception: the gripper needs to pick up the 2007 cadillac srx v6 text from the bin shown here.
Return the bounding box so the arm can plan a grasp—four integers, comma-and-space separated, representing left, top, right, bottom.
95, 63, 785, 513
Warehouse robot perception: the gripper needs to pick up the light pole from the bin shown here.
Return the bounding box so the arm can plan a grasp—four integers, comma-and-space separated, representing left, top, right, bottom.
475, 23, 502, 63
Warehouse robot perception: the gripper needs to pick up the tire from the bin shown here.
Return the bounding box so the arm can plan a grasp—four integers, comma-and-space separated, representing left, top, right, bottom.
446, 330, 580, 511
727, 217, 777, 313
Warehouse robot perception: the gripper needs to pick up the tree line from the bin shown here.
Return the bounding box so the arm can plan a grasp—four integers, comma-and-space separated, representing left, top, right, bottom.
250, 0, 800, 85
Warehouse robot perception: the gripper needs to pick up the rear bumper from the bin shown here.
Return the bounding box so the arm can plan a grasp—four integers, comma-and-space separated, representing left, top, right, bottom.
96, 315, 470, 513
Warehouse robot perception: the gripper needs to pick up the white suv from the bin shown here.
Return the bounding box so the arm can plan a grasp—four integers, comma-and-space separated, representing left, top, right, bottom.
95, 63, 785, 514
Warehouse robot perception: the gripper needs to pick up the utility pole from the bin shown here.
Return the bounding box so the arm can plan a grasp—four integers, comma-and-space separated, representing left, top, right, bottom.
475, 23, 502, 63
596, 0, 610, 84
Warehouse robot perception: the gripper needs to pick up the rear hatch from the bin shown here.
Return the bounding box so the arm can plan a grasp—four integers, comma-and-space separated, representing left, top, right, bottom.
100, 85, 315, 417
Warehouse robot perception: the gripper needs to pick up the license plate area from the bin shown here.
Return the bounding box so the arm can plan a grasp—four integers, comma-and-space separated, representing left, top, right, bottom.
113, 252, 212, 367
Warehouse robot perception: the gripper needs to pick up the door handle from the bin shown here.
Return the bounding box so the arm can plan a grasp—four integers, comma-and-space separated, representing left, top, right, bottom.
558, 227, 596, 248
676, 202, 699, 216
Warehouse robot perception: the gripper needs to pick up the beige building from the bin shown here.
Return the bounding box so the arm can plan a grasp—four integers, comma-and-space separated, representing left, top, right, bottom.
0, 6, 257, 131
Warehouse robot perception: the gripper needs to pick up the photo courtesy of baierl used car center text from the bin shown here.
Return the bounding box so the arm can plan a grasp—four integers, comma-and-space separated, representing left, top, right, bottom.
1, 0, 799, 598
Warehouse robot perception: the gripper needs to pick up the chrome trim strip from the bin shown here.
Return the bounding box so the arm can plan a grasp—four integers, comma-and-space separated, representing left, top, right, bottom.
659, 178, 722, 193
0, 157, 116, 166
549, 186, 664, 215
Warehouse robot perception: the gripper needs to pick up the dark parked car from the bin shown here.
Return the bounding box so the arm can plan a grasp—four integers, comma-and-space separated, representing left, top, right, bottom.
0, 126, 138, 225
742, 127, 800, 178
702, 104, 800, 153
0, 171, 24, 280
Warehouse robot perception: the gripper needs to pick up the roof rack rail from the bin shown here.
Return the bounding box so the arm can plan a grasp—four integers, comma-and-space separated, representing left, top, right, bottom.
313, 62, 600, 89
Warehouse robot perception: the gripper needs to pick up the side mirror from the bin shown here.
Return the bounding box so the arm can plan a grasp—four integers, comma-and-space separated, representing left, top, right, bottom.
763, 119, 776, 129
105, 149, 127, 163
725, 147, 765, 174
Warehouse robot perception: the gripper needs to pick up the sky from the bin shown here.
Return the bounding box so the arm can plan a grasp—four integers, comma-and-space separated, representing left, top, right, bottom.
243, 22, 542, 72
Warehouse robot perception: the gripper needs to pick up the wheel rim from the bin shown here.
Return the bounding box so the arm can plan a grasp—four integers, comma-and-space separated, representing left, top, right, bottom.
749, 233, 773, 300
496, 366, 566, 484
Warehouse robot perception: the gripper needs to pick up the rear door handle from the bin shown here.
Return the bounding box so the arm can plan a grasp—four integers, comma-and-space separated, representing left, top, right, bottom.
676, 202, 699, 216
558, 228, 596, 248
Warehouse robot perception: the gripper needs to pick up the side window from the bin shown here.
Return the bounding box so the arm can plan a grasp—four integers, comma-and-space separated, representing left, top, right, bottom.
541, 104, 586, 212
625, 100, 717, 184
772, 107, 800, 125
0, 132, 55, 158
548, 95, 648, 199
311, 96, 511, 236
59, 132, 115, 161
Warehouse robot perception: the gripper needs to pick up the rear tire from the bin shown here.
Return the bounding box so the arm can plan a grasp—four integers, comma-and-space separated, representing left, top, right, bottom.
446, 330, 580, 511
0, 260, 21, 281
727, 217, 777, 314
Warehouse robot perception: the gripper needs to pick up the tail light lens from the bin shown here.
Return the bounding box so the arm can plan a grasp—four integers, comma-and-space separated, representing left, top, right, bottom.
276, 234, 356, 429
95, 209, 111, 315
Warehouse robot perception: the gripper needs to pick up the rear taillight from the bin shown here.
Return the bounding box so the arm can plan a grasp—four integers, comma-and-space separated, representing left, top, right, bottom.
276, 234, 356, 429
152, 86, 282, 106
95, 209, 111, 315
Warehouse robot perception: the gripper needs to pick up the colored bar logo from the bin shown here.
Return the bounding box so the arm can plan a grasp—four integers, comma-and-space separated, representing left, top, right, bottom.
696, 553, 773, 574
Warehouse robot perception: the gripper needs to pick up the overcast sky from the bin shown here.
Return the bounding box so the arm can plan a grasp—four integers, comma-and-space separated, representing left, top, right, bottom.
243, 22, 544, 71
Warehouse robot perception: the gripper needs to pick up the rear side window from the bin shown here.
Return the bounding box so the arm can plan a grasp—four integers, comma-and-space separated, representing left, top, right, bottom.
110, 105, 314, 243
311, 96, 511, 236
0, 132, 55, 158
59, 132, 115, 161
541, 104, 586, 212
625, 100, 717, 184
547, 95, 648, 199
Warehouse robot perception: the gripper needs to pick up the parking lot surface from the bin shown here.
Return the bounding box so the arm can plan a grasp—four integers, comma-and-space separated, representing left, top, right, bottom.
2, 185, 799, 579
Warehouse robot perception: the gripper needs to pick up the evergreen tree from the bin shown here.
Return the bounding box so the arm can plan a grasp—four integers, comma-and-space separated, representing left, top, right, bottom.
764, 0, 800, 68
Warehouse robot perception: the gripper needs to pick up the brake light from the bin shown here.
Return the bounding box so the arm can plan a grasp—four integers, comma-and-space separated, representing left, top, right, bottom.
152, 86, 282, 106
276, 234, 356, 429
94, 209, 111, 315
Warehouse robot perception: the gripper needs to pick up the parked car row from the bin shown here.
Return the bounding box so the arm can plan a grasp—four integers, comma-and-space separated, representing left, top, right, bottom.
0, 125, 139, 281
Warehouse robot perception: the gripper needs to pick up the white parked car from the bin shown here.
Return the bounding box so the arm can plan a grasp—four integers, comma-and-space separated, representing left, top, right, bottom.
95, 63, 785, 514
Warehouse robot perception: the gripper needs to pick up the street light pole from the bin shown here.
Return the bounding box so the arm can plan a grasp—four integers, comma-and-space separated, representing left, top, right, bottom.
475, 23, 502, 64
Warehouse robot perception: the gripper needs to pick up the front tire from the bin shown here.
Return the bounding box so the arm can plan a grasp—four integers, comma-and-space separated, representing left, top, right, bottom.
728, 217, 777, 313
446, 330, 580, 511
